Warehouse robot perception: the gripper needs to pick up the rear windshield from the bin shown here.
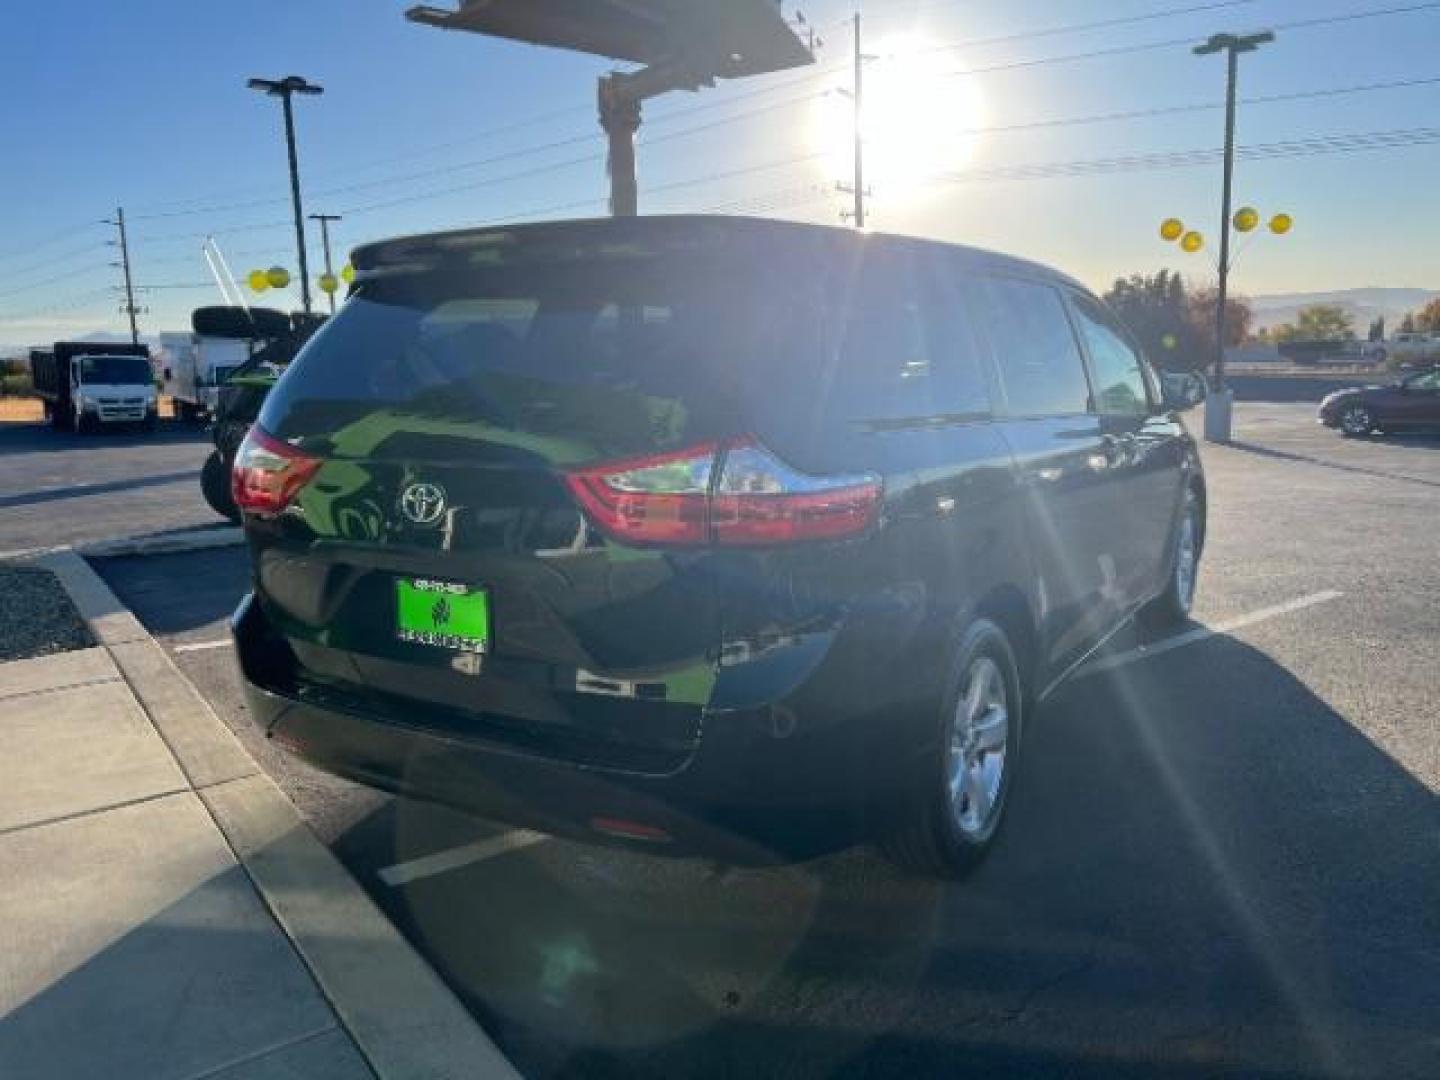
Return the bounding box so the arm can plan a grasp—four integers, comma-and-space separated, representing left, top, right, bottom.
262, 255, 826, 461
78, 355, 151, 385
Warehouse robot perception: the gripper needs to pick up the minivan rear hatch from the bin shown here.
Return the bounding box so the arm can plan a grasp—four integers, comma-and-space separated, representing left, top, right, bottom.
247, 218, 832, 770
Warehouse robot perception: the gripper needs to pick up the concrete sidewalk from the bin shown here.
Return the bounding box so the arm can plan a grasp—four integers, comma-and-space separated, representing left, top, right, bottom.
0, 645, 373, 1079
0, 551, 516, 1080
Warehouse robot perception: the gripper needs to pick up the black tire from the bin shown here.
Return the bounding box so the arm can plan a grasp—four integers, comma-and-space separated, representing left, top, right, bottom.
192, 305, 290, 340
142, 414, 158, 434
1338, 403, 1374, 437
881, 619, 1023, 879
201, 450, 241, 523
1140, 487, 1202, 634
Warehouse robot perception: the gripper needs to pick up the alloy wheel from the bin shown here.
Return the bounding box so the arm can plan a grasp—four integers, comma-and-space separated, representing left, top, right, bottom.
1175, 498, 1198, 614
1341, 406, 1372, 435
946, 655, 1010, 837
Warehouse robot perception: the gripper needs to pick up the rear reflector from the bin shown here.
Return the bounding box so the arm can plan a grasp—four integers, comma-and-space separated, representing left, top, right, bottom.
231, 425, 322, 516
590, 817, 674, 843
565, 437, 880, 547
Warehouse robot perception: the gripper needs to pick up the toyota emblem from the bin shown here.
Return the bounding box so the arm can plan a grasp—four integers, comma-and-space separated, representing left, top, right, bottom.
399, 481, 447, 525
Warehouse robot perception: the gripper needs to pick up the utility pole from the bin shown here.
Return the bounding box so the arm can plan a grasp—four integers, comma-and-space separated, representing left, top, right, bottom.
852, 11, 865, 228
309, 213, 341, 313
837, 13, 873, 228
105, 206, 140, 345
1194, 30, 1273, 442
248, 75, 324, 316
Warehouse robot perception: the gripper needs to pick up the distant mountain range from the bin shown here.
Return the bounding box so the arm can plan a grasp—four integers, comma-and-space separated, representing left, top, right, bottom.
1248, 288, 1438, 333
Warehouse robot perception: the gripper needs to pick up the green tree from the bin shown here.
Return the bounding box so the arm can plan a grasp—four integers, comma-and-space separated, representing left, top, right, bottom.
1368, 316, 1385, 342
1399, 311, 1417, 334
1103, 269, 1206, 372
1415, 297, 1440, 333
1187, 286, 1253, 350
1275, 304, 1355, 342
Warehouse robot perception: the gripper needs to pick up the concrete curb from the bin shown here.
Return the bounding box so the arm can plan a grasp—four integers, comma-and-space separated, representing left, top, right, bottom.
28, 547, 519, 1080
81, 526, 246, 559
1, 526, 245, 564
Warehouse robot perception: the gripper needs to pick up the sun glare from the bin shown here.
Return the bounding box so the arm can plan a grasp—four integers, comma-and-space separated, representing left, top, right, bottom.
813, 35, 985, 204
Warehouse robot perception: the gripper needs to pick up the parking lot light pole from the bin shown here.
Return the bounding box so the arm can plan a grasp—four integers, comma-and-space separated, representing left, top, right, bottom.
309, 213, 342, 314
248, 75, 323, 316
1194, 30, 1273, 443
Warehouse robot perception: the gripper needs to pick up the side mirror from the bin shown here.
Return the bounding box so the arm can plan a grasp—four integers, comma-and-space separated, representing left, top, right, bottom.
1161, 372, 1206, 411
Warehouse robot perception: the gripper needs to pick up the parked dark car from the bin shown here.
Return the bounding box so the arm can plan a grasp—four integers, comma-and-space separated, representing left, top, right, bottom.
1318, 366, 1440, 435
230, 216, 1205, 877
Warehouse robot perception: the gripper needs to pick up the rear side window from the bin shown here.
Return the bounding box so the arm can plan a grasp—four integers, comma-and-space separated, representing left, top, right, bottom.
969, 278, 1091, 417
828, 247, 991, 423
1069, 295, 1151, 416
261, 253, 826, 460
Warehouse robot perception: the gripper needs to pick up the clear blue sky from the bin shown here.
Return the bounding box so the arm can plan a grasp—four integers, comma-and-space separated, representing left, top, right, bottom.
3, 0, 1438, 344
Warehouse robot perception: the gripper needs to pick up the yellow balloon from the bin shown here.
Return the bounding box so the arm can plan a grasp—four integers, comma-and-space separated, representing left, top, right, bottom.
1180, 230, 1204, 254
266, 266, 290, 289
1233, 206, 1259, 233
247, 269, 270, 293
1159, 217, 1184, 241
317, 272, 339, 294
339, 263, 355, 285
1269, 212, 1293, 235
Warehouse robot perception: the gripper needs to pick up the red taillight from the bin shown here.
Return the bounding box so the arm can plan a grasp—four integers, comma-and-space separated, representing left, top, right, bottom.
231, 425, 321, 516
710, 440, 882, 545
564, 442, 717, 545
564, 437, 881, 547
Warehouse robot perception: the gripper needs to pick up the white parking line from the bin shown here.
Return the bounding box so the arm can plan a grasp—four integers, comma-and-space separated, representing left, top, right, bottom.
172, 638, 233, 654
378, 830, 549, 887
1080, 590, 1344, 677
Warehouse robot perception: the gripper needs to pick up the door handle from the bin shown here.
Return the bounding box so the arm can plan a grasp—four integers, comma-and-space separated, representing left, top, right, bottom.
1088, 435, 1122, 472
1101, 433, 1136, 467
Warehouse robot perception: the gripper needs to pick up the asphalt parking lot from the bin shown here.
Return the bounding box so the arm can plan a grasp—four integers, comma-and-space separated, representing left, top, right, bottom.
0, 419, 217, 553
91, 401, 1440, 1079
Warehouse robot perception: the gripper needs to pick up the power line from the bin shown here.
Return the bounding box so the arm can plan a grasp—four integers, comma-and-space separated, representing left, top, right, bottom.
916, 0, 1259, 57
122, 2, 1265, 227
0, 263, 104, 302
929, 125, 1440, 185
125, 57, 1440, 250
0, 241, 106, 281
959, 72, 1440, 138
99, 2, 1440, 253
938, 1, 1440, 79
712, 123, 1440, 222
0, 287, 114, 324
0, 222, 104, 267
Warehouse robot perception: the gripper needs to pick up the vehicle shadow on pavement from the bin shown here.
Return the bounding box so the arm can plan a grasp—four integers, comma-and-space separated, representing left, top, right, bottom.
0, 470, 199, 511
94, 549, 252, 636
0, 422, 210, 455
350, 634, 1439, 1080
1227, 439, 1440, 491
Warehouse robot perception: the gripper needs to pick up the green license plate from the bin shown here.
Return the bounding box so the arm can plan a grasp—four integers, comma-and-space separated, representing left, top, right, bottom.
395, 578, 489, 653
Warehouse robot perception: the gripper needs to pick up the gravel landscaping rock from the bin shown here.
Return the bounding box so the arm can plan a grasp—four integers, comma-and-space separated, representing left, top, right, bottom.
0, 564, 92, 661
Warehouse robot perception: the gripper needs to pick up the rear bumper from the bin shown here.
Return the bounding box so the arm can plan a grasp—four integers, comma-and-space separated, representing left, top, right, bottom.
232, 592, 909, 861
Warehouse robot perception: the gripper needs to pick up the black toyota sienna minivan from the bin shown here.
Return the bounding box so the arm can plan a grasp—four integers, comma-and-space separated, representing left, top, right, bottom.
232, 215, 1205, 877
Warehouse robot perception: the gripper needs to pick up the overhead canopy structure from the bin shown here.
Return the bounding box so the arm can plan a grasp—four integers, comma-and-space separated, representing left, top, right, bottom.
405, 0, 814, 215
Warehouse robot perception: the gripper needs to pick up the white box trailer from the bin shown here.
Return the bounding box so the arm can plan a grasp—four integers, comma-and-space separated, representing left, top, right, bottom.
160, 332, 252, 421
160, 306, 291, 422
